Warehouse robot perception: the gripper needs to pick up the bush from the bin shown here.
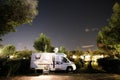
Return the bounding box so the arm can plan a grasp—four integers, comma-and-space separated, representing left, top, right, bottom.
97, 57, 120, 73
16, 59, 31, 74
0, 58, 31, 77
0, 58, 8, 76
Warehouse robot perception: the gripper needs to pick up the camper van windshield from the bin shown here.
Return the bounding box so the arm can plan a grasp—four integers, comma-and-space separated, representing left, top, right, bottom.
62, 57, 69, 63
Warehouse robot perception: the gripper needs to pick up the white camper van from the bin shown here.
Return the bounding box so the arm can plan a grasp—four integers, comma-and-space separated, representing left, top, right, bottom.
30, 53, 76, 72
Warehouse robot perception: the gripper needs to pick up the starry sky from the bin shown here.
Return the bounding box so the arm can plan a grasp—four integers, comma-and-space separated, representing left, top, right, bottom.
2, 0, 120, 51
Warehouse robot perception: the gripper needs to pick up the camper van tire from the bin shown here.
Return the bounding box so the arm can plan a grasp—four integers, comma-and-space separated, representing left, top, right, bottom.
66, 66, 73, 72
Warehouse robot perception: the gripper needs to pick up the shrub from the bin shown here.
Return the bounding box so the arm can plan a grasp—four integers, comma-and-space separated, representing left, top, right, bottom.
0, 58, 31, 77
97, 57, 120, 73
0, 58, 7, 76
16, 59, 31, 74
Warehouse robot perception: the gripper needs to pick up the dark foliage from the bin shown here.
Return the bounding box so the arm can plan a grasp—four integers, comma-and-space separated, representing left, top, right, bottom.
0, 58, 8, 76
97, 57, 120, 73
0, 58, 32, 76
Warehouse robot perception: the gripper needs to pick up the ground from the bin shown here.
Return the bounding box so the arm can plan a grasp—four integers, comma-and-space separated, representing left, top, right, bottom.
0, 73, 120, 80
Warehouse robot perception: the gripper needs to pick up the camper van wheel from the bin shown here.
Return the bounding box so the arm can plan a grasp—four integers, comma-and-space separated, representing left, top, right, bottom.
66, 66, 73, 72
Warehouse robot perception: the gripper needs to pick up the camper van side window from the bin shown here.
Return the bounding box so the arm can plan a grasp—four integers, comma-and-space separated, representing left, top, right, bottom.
62, 57, 68, 63
35, 55, 41, 59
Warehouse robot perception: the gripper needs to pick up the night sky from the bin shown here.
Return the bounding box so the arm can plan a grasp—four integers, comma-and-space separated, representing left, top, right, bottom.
2, 0, 120, 51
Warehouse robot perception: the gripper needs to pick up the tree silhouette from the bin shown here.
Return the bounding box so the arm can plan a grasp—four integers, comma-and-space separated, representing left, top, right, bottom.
0, 0, 38, 40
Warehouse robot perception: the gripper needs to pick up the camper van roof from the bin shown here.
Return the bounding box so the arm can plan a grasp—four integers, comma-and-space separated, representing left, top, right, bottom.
32, 53, 66, 56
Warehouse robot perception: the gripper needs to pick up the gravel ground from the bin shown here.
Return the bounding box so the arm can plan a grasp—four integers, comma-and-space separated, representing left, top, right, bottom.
0, 73, 120, 80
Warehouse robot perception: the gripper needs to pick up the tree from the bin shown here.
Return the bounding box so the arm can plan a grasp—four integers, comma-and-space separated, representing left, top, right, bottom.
0, 43, 3, 48
107, 2, 120, 45
109, 2, 120, 29
16, 50, 32, 59
33, 33, 54, 52
58, 46, 66, 53
97, 2, 120, 54
0, 0, 38, 40
2, 44, 16, 58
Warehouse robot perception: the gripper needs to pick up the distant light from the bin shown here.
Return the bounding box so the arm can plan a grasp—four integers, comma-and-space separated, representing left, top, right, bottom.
84, 55, 91, 61
92, 55, 104, 62
9, 55, 14, 59
85, 28, 90, 32
72, 55, 77, 59
23, 57, 26, 59
101, 55, 104, 58
80, 56, 84, 59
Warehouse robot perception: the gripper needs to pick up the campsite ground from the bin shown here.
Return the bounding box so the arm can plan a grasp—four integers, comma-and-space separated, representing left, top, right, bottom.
1, 73, 120, 80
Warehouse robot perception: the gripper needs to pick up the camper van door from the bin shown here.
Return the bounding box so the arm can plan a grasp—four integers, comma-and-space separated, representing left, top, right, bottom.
55, 56, 69, 70
61, 57, 70, 70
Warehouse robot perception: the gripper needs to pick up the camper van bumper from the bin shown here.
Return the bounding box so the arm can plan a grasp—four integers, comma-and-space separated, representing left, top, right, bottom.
71, 62, 76, 70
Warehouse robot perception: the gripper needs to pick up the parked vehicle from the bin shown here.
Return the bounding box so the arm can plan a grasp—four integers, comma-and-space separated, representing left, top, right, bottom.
30, 53, 76, 72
